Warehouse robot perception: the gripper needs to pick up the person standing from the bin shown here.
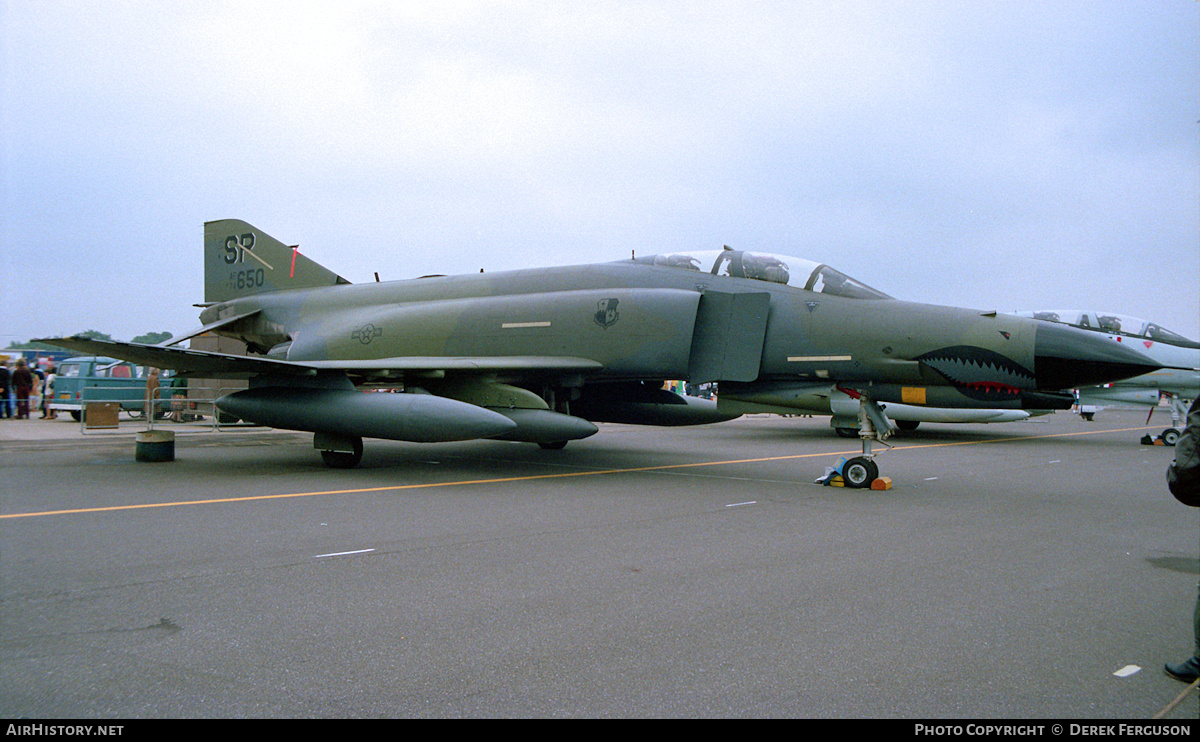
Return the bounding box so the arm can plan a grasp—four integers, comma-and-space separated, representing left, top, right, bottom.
1164, 397, 1200, 683
39, 364, 57, 419
29, 364, 43, 417
11, 358, 33, 419
144, 367, 160, 419
0, 362, 10, 419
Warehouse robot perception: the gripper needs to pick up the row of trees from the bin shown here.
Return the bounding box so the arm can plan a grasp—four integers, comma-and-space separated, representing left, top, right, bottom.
6, 330, 173, 350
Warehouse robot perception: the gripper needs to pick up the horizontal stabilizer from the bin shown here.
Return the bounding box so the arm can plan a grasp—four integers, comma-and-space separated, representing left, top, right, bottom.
159, 309, 262, 347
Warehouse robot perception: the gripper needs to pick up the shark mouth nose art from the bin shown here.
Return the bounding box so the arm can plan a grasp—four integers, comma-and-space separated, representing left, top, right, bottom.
917, 346, 1034, 400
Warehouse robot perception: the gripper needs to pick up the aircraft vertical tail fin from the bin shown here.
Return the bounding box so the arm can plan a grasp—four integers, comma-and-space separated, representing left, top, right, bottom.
204, 219, 350, 303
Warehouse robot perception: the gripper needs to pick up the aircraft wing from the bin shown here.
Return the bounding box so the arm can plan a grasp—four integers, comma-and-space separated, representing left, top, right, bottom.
35, 335, 604, 380
301, 357, 605, 374
35, 336, 309, 378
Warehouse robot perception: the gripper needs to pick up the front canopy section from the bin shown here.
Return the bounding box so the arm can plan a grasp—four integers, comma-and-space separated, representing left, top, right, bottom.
1014, 310, 1200, 349
632, 248, 892, 300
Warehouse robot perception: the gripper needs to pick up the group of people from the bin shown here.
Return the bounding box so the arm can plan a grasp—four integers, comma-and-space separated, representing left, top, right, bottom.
0, 358, 57, 420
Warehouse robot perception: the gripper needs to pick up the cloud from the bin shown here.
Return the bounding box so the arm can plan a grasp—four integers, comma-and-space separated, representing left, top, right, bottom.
2, 1, 1196, 344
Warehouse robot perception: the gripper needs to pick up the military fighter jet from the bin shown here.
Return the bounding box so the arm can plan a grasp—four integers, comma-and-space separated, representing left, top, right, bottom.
1013, 310, 1200, 442
39, 219, 1162, 486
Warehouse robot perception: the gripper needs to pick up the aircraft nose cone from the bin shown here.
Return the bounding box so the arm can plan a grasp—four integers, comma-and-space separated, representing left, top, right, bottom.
1034, 322, 1161, 390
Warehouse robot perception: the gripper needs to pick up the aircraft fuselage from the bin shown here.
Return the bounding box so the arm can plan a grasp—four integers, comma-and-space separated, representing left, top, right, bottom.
200, 257, 1151, 413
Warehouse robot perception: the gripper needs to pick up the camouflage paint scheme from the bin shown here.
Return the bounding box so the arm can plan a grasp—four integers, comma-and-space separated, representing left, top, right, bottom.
40, 219, 1160, 474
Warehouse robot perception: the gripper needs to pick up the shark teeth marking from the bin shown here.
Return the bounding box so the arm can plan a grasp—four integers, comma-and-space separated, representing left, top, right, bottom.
917, 346, 1034, 400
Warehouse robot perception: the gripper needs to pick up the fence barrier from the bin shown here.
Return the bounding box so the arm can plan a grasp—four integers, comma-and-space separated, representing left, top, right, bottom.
75, 385, 264, 436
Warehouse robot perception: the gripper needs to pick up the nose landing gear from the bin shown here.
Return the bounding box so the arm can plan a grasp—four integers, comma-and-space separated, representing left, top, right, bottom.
842, 456, 880, 488
824, 389, 895, 490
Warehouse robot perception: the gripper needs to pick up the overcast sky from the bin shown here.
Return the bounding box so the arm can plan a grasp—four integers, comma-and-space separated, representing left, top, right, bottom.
3, 1, 1197, 346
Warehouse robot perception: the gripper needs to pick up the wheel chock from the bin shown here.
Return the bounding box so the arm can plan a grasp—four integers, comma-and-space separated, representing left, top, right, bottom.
870, 477, 893, 491
816, 460, 847, 486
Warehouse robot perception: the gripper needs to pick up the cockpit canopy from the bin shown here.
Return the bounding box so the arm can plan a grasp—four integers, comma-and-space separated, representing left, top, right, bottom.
632, 248, 892, 300
1016, 310, 1200, 349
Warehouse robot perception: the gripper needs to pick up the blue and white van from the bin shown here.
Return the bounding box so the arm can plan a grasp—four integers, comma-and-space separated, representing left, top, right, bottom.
48, 356, 161, 421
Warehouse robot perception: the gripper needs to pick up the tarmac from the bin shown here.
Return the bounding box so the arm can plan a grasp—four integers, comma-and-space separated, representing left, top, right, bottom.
1, 408, 1197, 719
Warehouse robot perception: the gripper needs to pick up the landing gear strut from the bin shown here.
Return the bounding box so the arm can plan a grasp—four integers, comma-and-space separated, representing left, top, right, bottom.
833, 389, 896, 489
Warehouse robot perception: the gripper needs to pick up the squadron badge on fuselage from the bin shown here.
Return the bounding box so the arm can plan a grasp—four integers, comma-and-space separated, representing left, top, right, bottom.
594, 298, 620, 329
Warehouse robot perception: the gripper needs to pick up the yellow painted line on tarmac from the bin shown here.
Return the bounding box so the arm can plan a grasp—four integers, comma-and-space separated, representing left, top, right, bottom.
0, 452, 834, 520
0, 423, 1161, 520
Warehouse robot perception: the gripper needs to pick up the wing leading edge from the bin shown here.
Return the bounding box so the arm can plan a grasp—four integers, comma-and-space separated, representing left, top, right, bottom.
35, 335, 603, 380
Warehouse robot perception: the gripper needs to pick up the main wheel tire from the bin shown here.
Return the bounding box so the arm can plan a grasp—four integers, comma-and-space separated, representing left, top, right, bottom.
1162, 428, 1181, 446
843, 457, 879, 489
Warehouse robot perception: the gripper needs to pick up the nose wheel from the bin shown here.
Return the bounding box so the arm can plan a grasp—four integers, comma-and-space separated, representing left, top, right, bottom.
842, 456, 879, 488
